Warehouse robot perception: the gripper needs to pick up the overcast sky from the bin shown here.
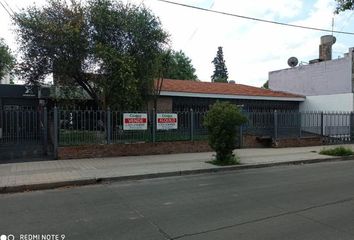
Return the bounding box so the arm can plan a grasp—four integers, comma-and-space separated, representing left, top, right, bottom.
1, 0, 354, 87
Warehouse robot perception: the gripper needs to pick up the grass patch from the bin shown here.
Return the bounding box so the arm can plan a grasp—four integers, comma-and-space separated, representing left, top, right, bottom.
319, 146, 354, 156
207, 155, 240, 166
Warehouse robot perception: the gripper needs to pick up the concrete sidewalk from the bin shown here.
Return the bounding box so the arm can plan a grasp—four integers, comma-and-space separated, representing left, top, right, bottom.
1, 144, 354, 193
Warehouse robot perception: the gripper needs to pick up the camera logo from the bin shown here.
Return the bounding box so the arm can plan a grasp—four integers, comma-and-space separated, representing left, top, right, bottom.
1, 235, 15, 240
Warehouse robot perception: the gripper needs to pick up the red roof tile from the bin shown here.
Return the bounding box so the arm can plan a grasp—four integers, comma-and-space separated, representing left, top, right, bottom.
158, 79, 303, 99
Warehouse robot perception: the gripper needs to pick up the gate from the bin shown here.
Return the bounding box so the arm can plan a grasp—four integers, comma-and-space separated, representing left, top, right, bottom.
0, 107, 51, 161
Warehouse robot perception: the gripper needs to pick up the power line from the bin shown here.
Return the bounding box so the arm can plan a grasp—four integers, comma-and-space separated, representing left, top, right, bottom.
2, 0, 15, 16
156, 0, 354, 35
0, 0, 13, 19
185, 0, 215, 46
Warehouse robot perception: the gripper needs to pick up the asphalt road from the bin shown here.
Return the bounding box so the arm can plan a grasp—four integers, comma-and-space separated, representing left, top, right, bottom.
1, 161, 354, 240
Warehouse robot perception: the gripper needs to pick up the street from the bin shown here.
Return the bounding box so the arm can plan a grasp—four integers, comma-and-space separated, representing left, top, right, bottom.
1, 160, 354, 240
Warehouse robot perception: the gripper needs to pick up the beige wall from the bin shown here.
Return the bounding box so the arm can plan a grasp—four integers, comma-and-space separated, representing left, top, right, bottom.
148, 97, 173, 111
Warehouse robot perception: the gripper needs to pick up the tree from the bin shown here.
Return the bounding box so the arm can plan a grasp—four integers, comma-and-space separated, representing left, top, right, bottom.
262, 80, 269, 89
15, 0, 94, 98
334, 0, 354, 13
88, 0, 169, 109
14, 0, 169, 109
203, 101, 247, 165
0, 39, 15, 81
164, 50, 197, 80
211, 46, 228, 83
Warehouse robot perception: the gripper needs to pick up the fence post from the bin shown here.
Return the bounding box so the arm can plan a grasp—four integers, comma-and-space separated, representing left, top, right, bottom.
43, 107, 48, 156
53, 106, 58, 159
320, 112, 324, 136
298, 112, 302, 138
16, 110, 19, 144
107, 107, 111, 144
190, 108, 194, 141
152, 108, 156, 143
274, 110, 278, 141
350, 112, 354, 142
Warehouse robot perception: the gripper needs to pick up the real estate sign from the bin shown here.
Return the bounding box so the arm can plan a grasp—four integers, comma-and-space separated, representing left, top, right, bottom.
156, 113, 178, 130
123, 113, 148, 130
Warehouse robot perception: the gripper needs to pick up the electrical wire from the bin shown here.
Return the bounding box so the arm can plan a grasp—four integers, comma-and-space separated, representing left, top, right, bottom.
0, 0, 13, 19
156, 0, 354, 35
2, 0, 15, 16
185, 0, 215, 45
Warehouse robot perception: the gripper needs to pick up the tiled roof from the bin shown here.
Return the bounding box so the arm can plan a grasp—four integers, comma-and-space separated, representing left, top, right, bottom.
159, 79, 304, 99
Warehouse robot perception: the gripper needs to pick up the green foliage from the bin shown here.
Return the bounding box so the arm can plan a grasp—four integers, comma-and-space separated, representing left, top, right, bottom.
15, 0, 92, 93
207, 155, 240, 166
334, 0, 354, 13
262, 80, 269, 89
319, 146, 354, 156
0, 39, 15, 80
14, 0, 169, 109
164, 50, 197, 80
88, 0, 169, 108
211, 46, 228, 83
204, 101, 247, 163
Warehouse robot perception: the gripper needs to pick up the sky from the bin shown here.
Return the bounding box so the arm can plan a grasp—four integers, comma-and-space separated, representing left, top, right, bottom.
0, 0, 354, 87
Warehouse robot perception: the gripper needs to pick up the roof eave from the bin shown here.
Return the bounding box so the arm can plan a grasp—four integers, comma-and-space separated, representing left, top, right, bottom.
159, 91, 305, 102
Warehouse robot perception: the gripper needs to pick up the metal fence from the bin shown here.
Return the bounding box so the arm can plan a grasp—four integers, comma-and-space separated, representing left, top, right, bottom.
54, 108, 354, 146
242, 110, 354, 143
55, 108, 209, 146
2, 107, 354, 160
0, 108, 44, 145
0, 108, 48, 160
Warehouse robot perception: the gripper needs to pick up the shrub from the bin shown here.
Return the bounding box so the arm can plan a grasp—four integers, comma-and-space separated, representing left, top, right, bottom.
319, 146, 354, 156
203, 101, 247, 164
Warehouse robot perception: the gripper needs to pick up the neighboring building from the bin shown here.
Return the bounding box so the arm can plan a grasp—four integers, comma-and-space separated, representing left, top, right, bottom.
269, 35, 354, 112
0, 73, 11, 85
153, 79, 304, 112
0, 84, 50, 110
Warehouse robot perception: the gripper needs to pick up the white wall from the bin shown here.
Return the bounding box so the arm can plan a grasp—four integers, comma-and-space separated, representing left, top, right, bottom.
300, 93, 354, 112
0, 73, 10, 84
269, 53, 352, 96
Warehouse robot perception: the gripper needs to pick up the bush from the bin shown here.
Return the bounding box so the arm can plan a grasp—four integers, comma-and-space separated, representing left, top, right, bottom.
203, 101, 247, 164
319, 146, 354, 156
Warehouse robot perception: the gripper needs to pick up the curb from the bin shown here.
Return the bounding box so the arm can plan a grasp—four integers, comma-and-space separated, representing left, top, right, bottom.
1, 155, 354, 194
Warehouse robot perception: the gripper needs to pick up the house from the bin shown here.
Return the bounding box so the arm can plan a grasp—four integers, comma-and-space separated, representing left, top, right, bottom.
0, 84, 50, 110
269, 35, 354, 112
153, 79, 305, 112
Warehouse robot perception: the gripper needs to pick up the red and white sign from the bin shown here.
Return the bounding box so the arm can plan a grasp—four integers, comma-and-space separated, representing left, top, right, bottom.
157, 113, 178, 130
123, 113, 147, 130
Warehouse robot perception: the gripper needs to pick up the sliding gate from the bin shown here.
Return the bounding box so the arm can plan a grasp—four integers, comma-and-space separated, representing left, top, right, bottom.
0, 107, 51, 161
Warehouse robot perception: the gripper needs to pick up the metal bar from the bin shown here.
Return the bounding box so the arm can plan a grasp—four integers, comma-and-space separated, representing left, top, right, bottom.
274, 110, 278, 141
43, 107, 48, 155
152, 109, 156, 143
53, 107, 58, 159
190, 109, 194, 141
321, 112, 324, 136
107, 108, 111, 144
298, 112, 302, 138
16, 110, 19, 144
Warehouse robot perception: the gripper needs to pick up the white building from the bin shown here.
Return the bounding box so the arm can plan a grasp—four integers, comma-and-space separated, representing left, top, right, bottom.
269, 35, 354, 112
0, 73, 11, 84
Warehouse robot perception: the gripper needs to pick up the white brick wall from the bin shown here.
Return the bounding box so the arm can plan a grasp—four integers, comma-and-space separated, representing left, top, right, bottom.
300, 93, 354, 112
269, 53, 352, 96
